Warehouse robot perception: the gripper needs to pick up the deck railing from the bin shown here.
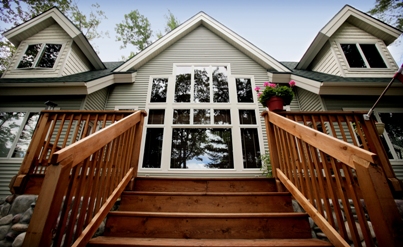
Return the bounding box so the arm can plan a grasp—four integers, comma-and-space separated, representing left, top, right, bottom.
262, 110, 403, 247
21, 110, 147, 247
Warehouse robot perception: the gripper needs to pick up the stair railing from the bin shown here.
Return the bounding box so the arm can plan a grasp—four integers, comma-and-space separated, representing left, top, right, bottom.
22, 110, 147, 247
262, 110, 403, 247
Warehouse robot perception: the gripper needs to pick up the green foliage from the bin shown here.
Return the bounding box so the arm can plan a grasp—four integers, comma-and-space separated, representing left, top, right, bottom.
115, 10, 152, 52
256, 82, 295, 108
260, 152, 272, 177
368, 0, 403, 30
156, 10, 180, 39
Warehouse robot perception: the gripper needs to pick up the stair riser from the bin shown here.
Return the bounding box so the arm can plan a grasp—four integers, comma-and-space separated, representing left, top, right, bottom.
119, 194, 293, 213
133, 178, 277, 192
104, 215, 312, 239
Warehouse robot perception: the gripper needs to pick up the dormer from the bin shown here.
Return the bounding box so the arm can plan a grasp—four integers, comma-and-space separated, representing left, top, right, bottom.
297, 5, 401, 78
2, 7, 105, 79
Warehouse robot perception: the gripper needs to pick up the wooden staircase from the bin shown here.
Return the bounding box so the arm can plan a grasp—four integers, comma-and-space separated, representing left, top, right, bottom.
88, 178, 332, 247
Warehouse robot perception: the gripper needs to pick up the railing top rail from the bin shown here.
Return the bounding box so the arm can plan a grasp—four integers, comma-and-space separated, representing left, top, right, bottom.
40, 110, 137, 114
50, 110, 147, 166
261, 110, 368, 117
265, 111, 377, 167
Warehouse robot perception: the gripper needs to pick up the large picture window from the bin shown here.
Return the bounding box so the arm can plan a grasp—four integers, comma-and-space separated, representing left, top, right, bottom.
18, 43, 62, 69
142, 65, 263, 172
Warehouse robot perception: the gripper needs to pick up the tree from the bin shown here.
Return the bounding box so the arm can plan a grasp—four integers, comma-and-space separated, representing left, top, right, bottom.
368, 0, 403, 30
156, 10, 180, 39
115, 10, 152, 52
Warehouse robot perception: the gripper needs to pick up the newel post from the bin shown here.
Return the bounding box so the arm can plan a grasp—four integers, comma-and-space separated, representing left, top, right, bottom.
130, 110, 147, 179
262, 111, 284, 191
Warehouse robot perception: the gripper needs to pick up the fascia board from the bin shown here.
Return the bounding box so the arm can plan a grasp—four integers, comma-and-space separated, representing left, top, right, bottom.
85, 75, 115, 94
290, 75, 321, 94
318, 81, 403, 95
296, 32, 328, 70
0, 82, 88, 95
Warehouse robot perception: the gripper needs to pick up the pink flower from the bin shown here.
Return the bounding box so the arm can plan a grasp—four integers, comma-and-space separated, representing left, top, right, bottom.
289, 80, 296, 87
269, 83, 276, 88
254, 86, 261, 92
257, 92, 262, 98
263, 81, 270, 87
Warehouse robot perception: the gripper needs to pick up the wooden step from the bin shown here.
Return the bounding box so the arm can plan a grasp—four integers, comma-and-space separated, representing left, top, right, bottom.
88, 237, 333, 247
104, 212, 312, 239
133, 177, 277, 192
119, 191, 294, 213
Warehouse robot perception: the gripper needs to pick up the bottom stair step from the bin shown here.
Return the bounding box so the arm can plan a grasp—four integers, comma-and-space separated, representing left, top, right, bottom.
88, 237, 333, 247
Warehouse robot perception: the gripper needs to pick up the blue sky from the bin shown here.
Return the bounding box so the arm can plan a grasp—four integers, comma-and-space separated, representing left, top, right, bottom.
78, 0, 402, 64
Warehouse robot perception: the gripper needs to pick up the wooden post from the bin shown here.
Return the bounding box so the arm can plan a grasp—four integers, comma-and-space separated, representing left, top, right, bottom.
22, 155, 73, 247
353, 156, 403, 247
131, 110, 147, 179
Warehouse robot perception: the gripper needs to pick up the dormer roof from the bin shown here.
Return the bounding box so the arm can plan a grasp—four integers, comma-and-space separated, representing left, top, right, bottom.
3, 7, 106, 70
296, 4, 402, 70
114, 12, 290, 73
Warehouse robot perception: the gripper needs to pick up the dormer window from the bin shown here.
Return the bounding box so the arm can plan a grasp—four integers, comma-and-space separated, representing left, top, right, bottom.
17, 43, 62, 69
341, 43, 387, 69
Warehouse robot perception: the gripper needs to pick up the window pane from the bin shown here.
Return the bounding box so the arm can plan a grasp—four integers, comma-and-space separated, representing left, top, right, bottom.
148, 110, 165, 124
341, 44, 366, 68
194, 67, 210, 102
214, 110, 231, 125
150, 78, 168, 102
236, 78, 253, 103
171, 128, 233, 169
17, 44, 42, 68
212, 66, 229, 102
379, 113, 403, 159
12, 112, 40, 158
175, 67, 191, 102
241, 128, 261, 168
0, 112, 26, 157
37, 44, 62, 68
360, 44, 387, 68
194, 109, 210, 124
239, 110, 256, 124
142, 128, 164, 168
173, 109, 190, 124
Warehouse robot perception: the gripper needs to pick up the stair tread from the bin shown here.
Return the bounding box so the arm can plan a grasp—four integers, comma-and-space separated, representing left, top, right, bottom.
88, 237, 333, 246
108, 211, 308, 218
122, 191, 291, 196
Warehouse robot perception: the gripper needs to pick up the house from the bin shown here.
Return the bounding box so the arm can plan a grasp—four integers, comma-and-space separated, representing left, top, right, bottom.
0, 4, 402, 199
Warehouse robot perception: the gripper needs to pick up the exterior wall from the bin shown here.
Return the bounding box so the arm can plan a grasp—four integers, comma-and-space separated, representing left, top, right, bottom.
3, 24, 72, 78
296, 87, 324, 111
0, 95, 85, 198
62, 43, 92, 76
310, 42, 342, 76
106, 26, 274, 174
330, 22, 398, 77
82, 88, 109, 110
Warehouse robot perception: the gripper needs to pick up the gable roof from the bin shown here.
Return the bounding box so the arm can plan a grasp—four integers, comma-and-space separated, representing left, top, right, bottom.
296, 4, 402, 70
114, 12, 290, 73
3, 7, 106, 70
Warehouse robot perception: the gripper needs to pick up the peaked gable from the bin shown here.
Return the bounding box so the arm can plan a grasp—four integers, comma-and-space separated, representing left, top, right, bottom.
114, 12, 290, 73
297, 4, 401, 70
3, 7, 105, 70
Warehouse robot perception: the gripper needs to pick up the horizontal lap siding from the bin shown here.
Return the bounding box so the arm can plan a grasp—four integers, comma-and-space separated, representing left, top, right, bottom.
0, 163, 21, 198
106, 25, 273, 152
296, 88, 324, 111
310, 42, 341, 76
62, 43, 92, 76
4, 24, 71, 78
83, 88, 109, 110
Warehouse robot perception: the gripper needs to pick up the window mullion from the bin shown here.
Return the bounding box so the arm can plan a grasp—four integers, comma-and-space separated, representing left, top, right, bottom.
356, 44, 370, 68
33, 43, 46, 68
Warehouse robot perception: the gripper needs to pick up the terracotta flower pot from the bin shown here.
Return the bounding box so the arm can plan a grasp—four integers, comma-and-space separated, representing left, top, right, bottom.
266, 96, 284, 111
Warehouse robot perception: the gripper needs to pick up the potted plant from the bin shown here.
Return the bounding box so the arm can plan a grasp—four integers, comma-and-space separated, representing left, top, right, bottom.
255, 80, 296, 111
260, 152, 272, 177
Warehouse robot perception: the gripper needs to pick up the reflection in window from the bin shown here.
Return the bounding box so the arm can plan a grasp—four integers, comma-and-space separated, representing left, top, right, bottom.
0, 111, 39, 158
150, 78, 168, 102
173, 109, 190, 124
18, 44, 42, 68
194, 109, 210, 124
18, 43, 62, 68
36, 44, 62, 68
239, 110, 256, 124
236, 78, 253, 102
148, 110, 165, 124
214, 110, 231, 125
171, 128, 233, 169
212, 66, 229, 102
360, 44, 387, 68
175, 67, 191, 102
241, 128, 261, 168
378, 112, 403, 159
341, 44, 386, 68
142, 128, 164, 168
194, 67, 210, 102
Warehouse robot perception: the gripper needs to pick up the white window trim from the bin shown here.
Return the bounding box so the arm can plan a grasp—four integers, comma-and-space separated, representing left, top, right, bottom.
16, 42, 65, 70
139, 65, 264, 175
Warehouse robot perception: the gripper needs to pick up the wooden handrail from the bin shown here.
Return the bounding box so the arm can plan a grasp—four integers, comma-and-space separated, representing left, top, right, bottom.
22, 110, 147, 247
262, 110, 403, 247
